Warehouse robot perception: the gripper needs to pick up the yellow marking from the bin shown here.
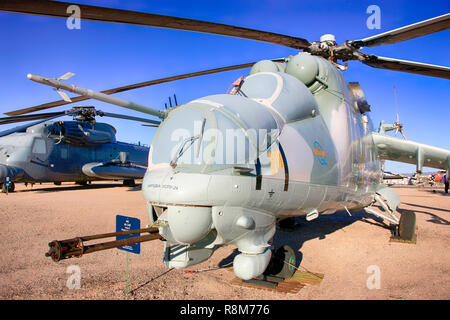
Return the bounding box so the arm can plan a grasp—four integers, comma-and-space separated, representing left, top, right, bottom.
268, 149, 284, 175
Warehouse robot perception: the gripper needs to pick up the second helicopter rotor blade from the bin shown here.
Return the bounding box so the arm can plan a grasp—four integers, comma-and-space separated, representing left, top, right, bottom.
351, 13, 450, 48
98, 111, 161, 126
0, 112, 75, 138
362, 55, 450, 79
5, 60, 283, 117
0, 112, 66, 125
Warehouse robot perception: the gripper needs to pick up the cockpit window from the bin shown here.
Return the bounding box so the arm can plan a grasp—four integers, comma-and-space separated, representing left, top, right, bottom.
32, 138, 47, 154
151, 95, 279, 168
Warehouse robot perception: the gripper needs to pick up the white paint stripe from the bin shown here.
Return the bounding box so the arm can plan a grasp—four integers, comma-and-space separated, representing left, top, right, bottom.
190, 99, 224, 108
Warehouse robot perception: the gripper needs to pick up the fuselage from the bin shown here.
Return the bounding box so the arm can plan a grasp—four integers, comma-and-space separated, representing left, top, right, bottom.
0, 121, 149, 183
142, 54, 382, 221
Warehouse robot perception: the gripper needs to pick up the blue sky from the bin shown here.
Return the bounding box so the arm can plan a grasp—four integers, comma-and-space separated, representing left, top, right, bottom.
0, 0, 449, 173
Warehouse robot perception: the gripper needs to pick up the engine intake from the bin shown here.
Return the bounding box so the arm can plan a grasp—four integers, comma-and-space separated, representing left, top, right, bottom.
48, 121, 116, 146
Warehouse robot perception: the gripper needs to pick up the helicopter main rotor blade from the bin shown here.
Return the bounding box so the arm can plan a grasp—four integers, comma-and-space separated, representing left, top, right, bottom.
0, 0, 310, 49
97, 111, 161, 126
0, 107, 161, 127
352, 13, 450, 48
362, 55, 450, 79
5, 60, 281, 117
0, 112, 66, 125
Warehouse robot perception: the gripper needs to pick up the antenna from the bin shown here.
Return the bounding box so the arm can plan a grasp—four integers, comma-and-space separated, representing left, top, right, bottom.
169, 96, 173, 108
174, 94, 178, 106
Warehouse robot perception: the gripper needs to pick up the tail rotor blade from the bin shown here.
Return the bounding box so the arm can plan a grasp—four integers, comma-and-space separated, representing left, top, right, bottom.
400, 130, 408, 140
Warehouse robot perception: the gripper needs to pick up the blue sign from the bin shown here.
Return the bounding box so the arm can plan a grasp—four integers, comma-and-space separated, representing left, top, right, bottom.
3, 177, 11, 186
116, 215, 141, 254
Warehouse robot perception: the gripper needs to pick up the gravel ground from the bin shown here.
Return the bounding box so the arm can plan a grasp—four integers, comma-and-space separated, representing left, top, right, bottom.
0, 182, 448, 300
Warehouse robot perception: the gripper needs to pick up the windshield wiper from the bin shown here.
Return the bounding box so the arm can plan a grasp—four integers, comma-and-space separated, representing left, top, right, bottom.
170, 118, 206, 168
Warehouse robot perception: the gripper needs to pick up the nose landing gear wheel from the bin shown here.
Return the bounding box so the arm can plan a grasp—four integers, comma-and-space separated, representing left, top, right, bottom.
265, 245, 296, 279
240, 245, 297, 289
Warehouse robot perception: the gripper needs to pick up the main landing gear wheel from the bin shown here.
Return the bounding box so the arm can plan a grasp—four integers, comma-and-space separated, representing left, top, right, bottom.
123, 179, 136, 187
397, 210, 416, 241
264, 245, 296, 279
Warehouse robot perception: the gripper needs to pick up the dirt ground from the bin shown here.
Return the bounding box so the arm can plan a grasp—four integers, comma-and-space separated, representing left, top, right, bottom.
0, 182, 448, 300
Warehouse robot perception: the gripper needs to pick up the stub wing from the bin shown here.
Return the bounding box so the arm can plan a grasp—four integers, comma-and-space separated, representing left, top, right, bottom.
371, 132, 450, 174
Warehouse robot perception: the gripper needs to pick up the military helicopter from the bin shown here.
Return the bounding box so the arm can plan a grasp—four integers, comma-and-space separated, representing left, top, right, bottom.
1, 1, 449, 283
0, 104, 159, 193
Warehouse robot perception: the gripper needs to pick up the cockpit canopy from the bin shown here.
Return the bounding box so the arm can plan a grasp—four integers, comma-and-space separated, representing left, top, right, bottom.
151, 94, 279, 167
151, 70, 319, 168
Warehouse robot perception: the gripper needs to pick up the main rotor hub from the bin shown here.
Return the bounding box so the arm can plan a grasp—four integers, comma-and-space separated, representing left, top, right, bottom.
304, 35, 366, 64
319, 34, 336, 44
69, 106, 98, 123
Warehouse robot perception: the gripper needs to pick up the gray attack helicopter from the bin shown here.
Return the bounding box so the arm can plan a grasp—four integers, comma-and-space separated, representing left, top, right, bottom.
1, 1, 449, 283
0, 104, 160, 193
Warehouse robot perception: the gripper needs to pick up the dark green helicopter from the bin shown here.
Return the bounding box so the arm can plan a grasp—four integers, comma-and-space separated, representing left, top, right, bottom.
0, 106, 159, 192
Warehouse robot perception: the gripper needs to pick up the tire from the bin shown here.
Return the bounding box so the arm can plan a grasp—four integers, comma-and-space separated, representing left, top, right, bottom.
264, 245, 296, 279
123, 179, 136, 187
398, 210, 416, 241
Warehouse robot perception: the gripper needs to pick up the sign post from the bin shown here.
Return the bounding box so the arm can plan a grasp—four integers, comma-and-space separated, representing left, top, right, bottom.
126, 252, 129, 294
116, 215, 141, 294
